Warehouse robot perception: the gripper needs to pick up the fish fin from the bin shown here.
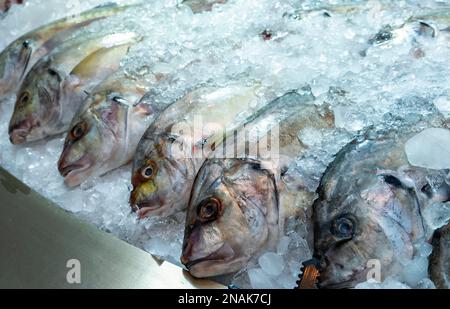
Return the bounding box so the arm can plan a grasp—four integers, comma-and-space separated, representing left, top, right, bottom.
94, 2, 118, 9
70, 43, 134, 82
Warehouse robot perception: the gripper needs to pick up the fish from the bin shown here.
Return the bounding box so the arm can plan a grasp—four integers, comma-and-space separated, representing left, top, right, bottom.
361, 8, 450, 57
181, 89, 336, 278
130, 83, 271, 218
0, 2, 137, 99
284, 1, 390, 20
8, 31, 140, 144
429, 221, 450, 289
181, 0, 227, 14
310, 126, 449, 288
57, 71, 163, 188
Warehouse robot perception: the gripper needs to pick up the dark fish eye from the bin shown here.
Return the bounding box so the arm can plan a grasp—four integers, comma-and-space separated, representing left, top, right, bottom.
141, 160, 157, 180
70, 122, 87, 140
22, 40, 31, 48
198, 198, 221, 222
19, 92, 30, 105
167, 136, 177, 143
331, 216, 355, 238
421, 183, 433, 198
383, 175, 403, 188
48, 68, 58, 76
112, 96, 127, 104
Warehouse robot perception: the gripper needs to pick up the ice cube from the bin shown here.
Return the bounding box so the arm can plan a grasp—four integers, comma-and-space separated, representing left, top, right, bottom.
433, 96, 450, 118
248, 268, 276, 289
258, 252, 285, 277
276, 236, 290, 255
405, 128, 450, 170
355, 278, 411, 289
423, 201, 450, 230
401, 256, 429, 288
416, 278, 436, 289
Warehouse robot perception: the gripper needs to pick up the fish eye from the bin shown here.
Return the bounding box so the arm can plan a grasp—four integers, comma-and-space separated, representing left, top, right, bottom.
141, 161, 157, 180
112, 96, 127, 105
22, 40, 31, 49
331, 216, 355, 238
48, 68, 58, 77
198, 198, 221, 222
70, 122, 87, 141
383, 175, 402, 187
19, 92, 30, 105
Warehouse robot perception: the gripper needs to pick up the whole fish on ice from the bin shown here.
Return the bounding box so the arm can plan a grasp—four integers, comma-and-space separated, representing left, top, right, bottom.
310, 122, 450, 288
8, 32, 140, 144
181, 89, 336, 278
130, 83, 271, 218
57, 70, 165, 188
0, 2, 135, 100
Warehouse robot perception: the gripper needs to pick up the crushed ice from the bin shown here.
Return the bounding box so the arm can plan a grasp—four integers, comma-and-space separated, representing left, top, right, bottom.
0, 0, 450, 289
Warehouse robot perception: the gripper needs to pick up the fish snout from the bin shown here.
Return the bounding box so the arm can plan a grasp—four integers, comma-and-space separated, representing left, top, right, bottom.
57, 150, 92, 187
129, 180, 162, 218
9, 129, 28, 144
8, 120, 31, 144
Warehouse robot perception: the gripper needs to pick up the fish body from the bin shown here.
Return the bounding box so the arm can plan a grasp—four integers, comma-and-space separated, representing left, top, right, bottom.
9, 32, 140, 144
362, 8, 450, 56
311, 124, 450, 288
0, 2, 136, 99
286, 1, 390, 20
57, 71, 162, 188
429, 221, 450, 289
130, 83, 271, 218
181, 89, 336, 278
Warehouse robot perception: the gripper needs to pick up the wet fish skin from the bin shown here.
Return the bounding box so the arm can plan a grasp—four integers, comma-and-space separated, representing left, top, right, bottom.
429, 221, 450, 289
0, 2, 137, 99
362, 8, 450, 56
311, 130, 445, 289
130, 84, 268, 218
181, 158, 280, 278
57, 73, 160, 188
181, 90, 335, 278
8, 32, 140, 145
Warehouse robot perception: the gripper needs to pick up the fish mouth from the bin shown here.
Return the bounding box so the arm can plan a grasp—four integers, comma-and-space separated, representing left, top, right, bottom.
318, 261, 367, 289
182, 243, 235, 272
9, 129, 29, 145
130, 191, 166, 218
58, 155, 92, 185
135, 204, 163, 218
9, 118, 35, 145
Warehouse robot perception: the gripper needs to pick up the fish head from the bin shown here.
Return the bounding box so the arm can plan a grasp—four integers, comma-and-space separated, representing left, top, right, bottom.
9, 57, 63, 144
181, 158, 279, 278
0, 39, 34, 95
313, 139, 426, 288
130, 127, 196, 217
58, 93, 128, 187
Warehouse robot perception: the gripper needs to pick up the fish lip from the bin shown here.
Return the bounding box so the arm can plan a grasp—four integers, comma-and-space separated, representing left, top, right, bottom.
183, 243, 235, 270
318, 265, 366, 289
9, 130, 28, 144
135, 204, 163, 219
58, 155, 92, 178
59, 163, 90, 178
